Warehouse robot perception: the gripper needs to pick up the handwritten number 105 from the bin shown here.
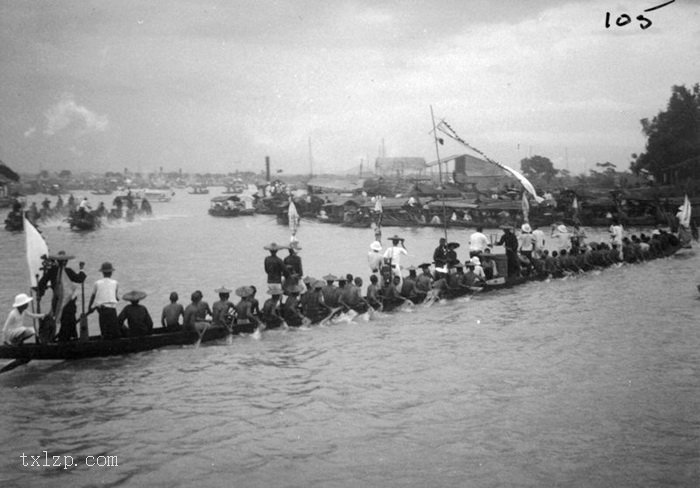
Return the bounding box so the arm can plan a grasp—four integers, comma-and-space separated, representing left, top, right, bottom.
605, 0, 675, 30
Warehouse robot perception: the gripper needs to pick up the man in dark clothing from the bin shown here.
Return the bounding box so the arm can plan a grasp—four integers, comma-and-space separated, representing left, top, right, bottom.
283, 242, 303, 294
432, 238, 448, 268
497, 226, 520, 277
36, 250, 87, 342
264, 242, 289, 285
118, 291, 153, 337
261, 287, 284, 329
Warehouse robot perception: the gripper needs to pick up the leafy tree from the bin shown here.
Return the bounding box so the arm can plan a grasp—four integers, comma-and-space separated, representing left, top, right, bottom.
631, 84, 700, 179
520, 155, 557, 182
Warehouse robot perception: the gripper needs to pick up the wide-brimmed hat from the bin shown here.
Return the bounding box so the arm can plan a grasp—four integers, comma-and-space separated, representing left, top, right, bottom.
470, 257, 481, 266
453, 262, 464, 269
557, 224, 569, 233
407, 265, 417, 271
465, 261, 476, 268
447, 242, 460, 249
369, 241, 382, 251
99, 262, 115, 273
215, 286, 232, 294
288, 241, 302, 251
418, 262, 432, 268
302, 276, 315, 284
12, 293, 33, 308
123, 290, 147, 302
263, 242, 286, 251
313, 280, 325, 289
322, 274, 337, 282
337, 275, 347, 282
388, 234, 404, 242
235, 286, 253, 298
521, 223, 532, 233
47, 250, 74, 261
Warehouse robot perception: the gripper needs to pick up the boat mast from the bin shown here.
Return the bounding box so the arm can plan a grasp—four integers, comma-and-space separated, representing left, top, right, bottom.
430, 106, 448, 241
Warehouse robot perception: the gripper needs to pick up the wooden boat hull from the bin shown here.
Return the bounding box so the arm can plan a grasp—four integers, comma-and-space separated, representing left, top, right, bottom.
0, 326, 229, 361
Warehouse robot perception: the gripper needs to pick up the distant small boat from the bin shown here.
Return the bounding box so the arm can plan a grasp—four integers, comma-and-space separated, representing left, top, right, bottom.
189, 186, 210, 195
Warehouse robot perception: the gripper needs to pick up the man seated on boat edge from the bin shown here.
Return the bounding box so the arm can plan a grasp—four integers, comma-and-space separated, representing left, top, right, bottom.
183, 290, 212, 334
261, 286, 284, 329
282, 285, 305, 327
232, 286, 259, 334
211, 287, 234, 328
3, 294, 48, 345
161, 292, 185, 331
118, 291, 154, 337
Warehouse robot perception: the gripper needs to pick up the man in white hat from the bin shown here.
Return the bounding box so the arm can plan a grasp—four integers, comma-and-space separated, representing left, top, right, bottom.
518, 223, 535, 266
3, 293, 47, 345
551, 224, 572, 252
367, 241, 383, 274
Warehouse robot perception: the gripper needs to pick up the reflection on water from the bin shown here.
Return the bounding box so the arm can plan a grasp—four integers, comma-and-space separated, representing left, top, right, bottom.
1, 191, 699, 487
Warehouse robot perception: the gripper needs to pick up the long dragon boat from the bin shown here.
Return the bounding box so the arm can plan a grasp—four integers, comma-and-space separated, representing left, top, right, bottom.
0, 325, 229, 362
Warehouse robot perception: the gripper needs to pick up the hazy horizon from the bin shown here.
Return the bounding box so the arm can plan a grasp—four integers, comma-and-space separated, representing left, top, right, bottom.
1, 1, 698, 177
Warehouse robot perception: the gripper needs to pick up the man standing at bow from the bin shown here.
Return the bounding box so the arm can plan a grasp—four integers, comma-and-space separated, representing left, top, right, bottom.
36, 250, 87, 342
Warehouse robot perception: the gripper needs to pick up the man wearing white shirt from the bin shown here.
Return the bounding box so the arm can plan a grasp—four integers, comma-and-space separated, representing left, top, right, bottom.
469, 226, 490, 257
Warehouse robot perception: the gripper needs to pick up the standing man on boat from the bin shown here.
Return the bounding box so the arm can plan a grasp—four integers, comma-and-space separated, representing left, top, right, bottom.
368, 241, 383, 274
87, 262, 121, 339
383, 235, 407, 282
433, 238, 448, 268
283, 242, 303, 294
264, 242, 289, 286
497, 226, 520, 278
469, 226, 490, 257
36, 250, 87, 342
609, 219, 624, 261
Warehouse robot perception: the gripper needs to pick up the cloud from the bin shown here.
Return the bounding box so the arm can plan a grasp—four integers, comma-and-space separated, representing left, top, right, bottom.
43, 95, 109, 137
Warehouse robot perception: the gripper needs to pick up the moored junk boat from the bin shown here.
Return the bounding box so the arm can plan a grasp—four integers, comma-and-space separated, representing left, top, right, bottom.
208, 195, 256, 217
0, 325, 229, 362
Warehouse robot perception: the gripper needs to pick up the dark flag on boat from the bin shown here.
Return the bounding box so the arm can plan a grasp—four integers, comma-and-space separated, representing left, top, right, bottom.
0, 160, 20, 182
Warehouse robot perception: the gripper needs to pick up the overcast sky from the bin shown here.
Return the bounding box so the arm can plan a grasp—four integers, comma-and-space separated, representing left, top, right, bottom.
1, 0, 698, 177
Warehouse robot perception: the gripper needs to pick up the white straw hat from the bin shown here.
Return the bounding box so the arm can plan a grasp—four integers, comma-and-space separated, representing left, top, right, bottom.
12, 293, 33, 308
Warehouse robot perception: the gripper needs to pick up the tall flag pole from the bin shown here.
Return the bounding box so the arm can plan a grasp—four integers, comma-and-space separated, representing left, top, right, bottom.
430, 105, 448, 241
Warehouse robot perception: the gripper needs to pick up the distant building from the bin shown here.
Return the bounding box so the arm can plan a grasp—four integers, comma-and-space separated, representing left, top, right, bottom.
374, 157, 427, 178
427, 154, 515, 191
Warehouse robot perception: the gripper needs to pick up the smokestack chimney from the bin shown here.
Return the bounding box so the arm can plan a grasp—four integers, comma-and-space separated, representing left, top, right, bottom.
265, 156, 270, 181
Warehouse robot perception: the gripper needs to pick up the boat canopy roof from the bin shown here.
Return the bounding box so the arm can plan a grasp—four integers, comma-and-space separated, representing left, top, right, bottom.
425, 199, 478, 210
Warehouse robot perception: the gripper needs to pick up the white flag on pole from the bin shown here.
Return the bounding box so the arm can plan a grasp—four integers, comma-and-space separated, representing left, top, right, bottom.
24, 216, 49, 287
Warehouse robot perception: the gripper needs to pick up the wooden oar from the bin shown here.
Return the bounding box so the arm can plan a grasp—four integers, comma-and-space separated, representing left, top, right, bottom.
319, 307, 343, 326
194, 320, 211, 348
0, 358, 31, 374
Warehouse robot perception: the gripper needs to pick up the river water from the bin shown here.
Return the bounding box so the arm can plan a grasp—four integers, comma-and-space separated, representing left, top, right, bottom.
1, 190, 698, 487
